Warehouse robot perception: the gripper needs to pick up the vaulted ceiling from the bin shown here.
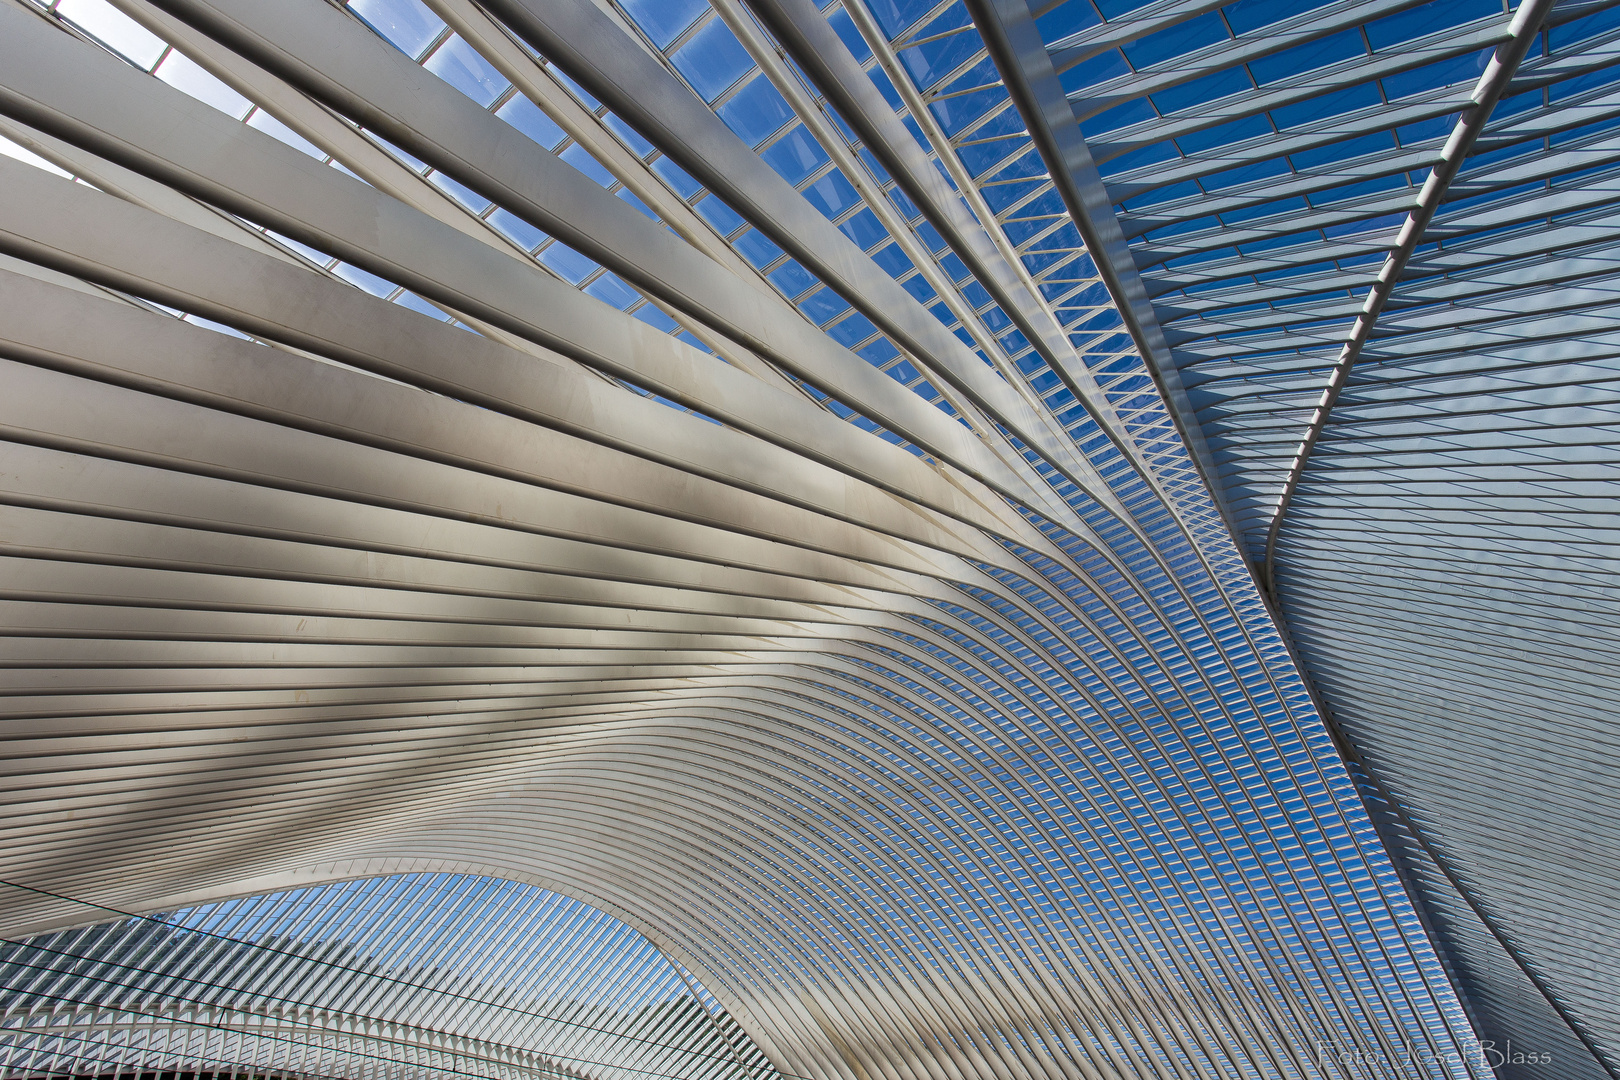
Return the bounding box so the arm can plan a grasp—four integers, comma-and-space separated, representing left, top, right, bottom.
0, 2, 1612, 1080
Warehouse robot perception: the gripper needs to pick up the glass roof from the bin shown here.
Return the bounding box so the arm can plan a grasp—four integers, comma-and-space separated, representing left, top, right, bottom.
992, 0, 1620, 1074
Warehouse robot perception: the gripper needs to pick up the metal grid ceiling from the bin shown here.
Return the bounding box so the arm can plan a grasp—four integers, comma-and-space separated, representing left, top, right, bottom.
950, 0, 1620, 1077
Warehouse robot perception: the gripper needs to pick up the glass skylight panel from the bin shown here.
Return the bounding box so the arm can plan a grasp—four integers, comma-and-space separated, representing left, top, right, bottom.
153, 48, 252, 119
423, 33, 510, 106
495, 91, 565, 149
272, 0, 791, 397
50, 0, 166, 69
573, 0, 1022, 427
349, 0, 444, 60
617, 0, 709, 49
673, 16, 758, 102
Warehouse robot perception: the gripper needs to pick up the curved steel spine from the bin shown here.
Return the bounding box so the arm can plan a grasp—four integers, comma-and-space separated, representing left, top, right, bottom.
1260, 0, 1558, 587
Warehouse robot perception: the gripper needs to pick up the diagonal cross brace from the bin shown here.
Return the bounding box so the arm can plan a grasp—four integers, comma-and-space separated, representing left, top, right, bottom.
1261, 0, 1560, 586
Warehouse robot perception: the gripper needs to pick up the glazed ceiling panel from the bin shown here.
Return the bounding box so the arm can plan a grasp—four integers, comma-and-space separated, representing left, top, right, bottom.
0, 0, 1521, 1078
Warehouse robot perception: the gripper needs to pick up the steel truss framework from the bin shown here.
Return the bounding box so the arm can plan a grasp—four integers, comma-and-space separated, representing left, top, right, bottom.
0, 0, 1599, 1079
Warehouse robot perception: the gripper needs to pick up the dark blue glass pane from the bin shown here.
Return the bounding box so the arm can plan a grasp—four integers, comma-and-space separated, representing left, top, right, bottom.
1382, 49, 1490, 98
1059, 49, 1131, 94
696, 194, 746, 235
1150, 69, 1251, 115
1308, 173, 1406, 207
618, 0, 707, 49
1221, 197, 1306, 225
550, 67, 600, 109
868, 67, 904, 110
828, 311, 879, 347
1289, 131, 1393, 170
800, 287, 852, 323
1082, 98, 1156, 138
871, 242, 913, 278
926, 75, 1004, 134
802, 169, 861, 219
1365, 0, 1501, 50
1248, 30, 1364, 84
839, 208, 888, 250
762, 125, 830, 185
859, 147, 893, 185
899, 25, 981, 88
902, 274, 936, 302
1038, 1, 1101, 44
652, 155, 703, 198
1122, 12, 1228, 69
1551, 0, 1620, 46
1175, 113, 1272, 155
604, 112, 655, 158
863, 0, 939, 38
859, 337, 901, 365
1270, 83, 1382, 129
718, 75, 795, 147
1200, 155, 1289, 191
769, 260, 817, 297
735, 229, 784, 268
958, 137, 1025, 177
829, 6, 872, 62
1097, 141, 1178, 178
1223, 0, 1336, 35
672, 19, 754, 102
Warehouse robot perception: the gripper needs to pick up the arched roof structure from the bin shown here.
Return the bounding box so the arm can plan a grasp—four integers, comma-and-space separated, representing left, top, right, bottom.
3, 874, 778, 1080
955, 1, 1620, 1076
0, 1, 1611, 1079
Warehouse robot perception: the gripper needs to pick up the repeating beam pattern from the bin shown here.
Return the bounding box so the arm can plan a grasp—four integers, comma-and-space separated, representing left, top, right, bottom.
960, 0, 1620, 1077
2, 874, 772, 1080
0, 2, 1493, 1080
